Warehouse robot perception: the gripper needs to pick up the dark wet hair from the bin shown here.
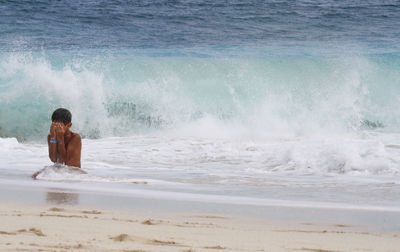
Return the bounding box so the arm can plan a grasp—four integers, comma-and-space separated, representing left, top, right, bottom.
51, 108, 72, 125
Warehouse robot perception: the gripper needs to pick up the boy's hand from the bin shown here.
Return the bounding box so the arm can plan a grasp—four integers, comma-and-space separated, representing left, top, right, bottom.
50, 122, 57, 137
53, 122, 66, 139
56, 123, 66, 134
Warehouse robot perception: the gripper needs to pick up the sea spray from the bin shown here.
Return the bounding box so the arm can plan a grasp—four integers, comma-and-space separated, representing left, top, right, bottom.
1, 49, 399, 141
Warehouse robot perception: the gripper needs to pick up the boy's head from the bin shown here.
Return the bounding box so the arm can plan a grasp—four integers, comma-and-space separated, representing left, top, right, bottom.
51, 108, 72, 127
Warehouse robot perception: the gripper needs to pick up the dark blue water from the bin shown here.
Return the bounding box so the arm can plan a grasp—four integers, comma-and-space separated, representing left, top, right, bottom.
1, 0, 400, 50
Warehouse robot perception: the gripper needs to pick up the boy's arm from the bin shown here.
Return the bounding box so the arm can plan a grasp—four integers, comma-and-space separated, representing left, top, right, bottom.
48, 123, 58, 163
48, 135, 58, 163
56, 128, 67, 164
66, 134, 82, 168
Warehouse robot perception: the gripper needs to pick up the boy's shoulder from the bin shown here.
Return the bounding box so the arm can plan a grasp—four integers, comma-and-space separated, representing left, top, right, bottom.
71, 132, 81, 141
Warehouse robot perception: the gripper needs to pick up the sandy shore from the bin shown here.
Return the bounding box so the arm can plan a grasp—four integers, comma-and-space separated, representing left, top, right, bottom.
0, 202, 399, 252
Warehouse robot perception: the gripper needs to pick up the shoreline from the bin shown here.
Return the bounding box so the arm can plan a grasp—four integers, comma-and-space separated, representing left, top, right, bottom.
1, 182, 400, 233
1, 177, 400, 213
1, 180, 400, 251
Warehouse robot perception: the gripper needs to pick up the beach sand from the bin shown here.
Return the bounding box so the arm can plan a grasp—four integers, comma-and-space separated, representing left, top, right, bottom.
0, 201, 399, 252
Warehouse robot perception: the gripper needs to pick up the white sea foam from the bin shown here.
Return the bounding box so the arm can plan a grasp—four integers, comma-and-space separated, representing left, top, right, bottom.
2, 130, 400, 182
34, 164, 168, 185
1, 134, 400, 209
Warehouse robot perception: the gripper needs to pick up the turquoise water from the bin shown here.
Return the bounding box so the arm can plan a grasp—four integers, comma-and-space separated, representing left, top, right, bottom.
1, 49, 400, 140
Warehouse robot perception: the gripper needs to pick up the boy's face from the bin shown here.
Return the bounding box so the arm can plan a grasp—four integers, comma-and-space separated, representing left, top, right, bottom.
51, 121, 72, 134
52, 121, 72, 127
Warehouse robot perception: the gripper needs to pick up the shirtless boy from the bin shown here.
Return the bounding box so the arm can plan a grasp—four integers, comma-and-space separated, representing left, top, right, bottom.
32, 108, 82, 179
32, 108, 83, 179
48, 108, 82, 167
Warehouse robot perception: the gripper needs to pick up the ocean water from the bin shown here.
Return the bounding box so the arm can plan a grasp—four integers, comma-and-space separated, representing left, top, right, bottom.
1, 0, 400, 210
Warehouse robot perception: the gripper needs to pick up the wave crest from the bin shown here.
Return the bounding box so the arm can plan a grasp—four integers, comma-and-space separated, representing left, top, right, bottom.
1, 50, 400, 141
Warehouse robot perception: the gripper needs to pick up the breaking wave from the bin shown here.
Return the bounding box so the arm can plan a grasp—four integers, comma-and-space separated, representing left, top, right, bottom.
1, 48, 400, 141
